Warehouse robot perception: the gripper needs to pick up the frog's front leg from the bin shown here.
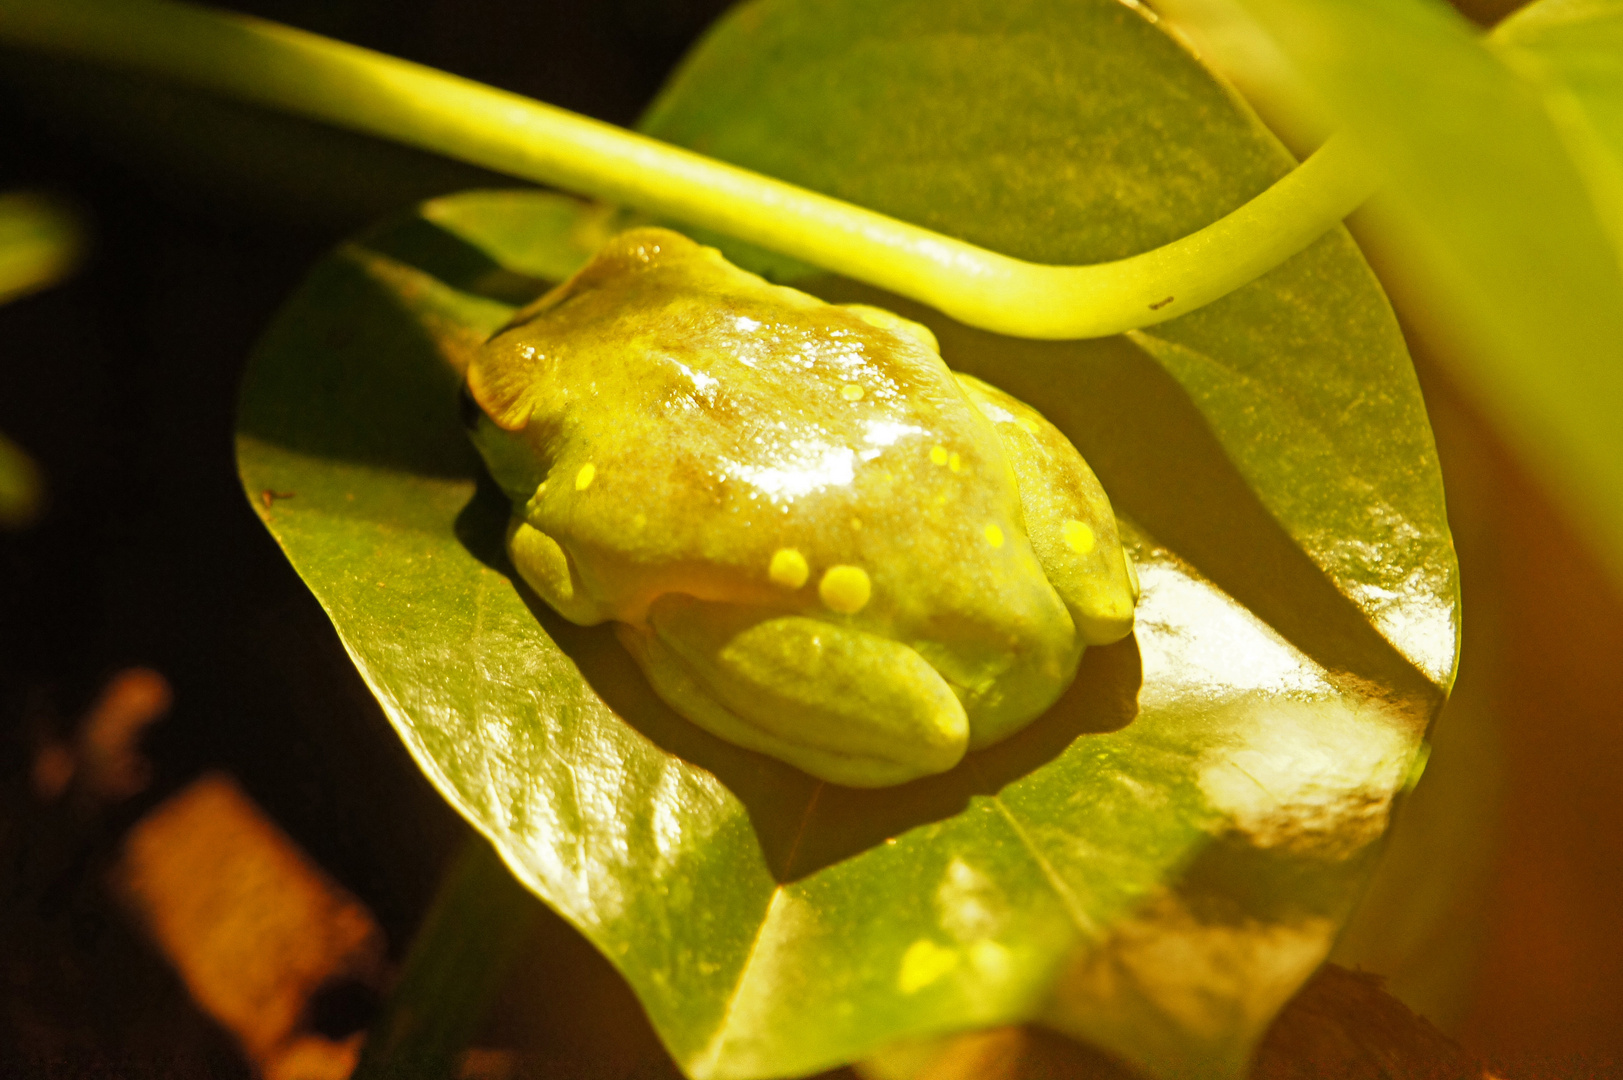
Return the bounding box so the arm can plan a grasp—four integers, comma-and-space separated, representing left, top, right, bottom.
621, 594, 970, 787
507, 518, 611, 626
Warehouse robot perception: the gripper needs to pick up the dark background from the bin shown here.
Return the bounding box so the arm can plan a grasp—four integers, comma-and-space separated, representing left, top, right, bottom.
0, 2, 732, 1074
5, 0, 1622, 1076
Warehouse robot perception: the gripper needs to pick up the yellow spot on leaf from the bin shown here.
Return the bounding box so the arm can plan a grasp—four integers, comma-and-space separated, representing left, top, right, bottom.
819, 565, 871, 614
948, 452, 963, 472
769, 548, 809, 589
575, 463, 596, 491
1062, 518, 1095, 554
898, 939, 958, 994
970, 939, 1011, 979
930, 445, 949, 467
984, 523, 1004, 548
841, 383, 865, 401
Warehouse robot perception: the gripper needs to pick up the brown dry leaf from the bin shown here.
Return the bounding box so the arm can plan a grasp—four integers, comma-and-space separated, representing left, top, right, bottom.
112, 771, 384, 1079
77, 667, 171, 802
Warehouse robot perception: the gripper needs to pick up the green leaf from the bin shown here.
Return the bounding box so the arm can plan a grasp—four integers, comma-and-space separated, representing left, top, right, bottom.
1494, 1, 1623, 250
235, 2, 1457, 1076
1176, 0, 1623, 586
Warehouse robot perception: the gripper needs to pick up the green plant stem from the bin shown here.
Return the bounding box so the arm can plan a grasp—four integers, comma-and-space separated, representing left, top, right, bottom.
0, 190, 84, 303
352, 836, 542, 1080
0, 0, 1376, 339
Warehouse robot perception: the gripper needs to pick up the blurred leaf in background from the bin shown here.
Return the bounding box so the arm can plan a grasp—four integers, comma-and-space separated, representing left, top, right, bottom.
0, 190, 84, 528
0, 428, 44, 529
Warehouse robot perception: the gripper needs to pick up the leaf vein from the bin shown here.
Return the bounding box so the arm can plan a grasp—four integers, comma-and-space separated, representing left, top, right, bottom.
984, 786, 1100, 939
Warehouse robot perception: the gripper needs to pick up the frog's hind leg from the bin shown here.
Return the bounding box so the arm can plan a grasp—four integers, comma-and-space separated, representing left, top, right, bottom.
620, 595, 969, 787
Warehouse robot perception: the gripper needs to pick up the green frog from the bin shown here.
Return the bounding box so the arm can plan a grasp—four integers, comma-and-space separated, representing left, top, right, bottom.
464, 228, 1137, 787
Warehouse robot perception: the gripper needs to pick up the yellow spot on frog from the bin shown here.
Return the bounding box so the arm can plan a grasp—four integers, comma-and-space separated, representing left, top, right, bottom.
948, 452, 963, 473
1062, 518, 1095, 554
768, 548, 809, 589
819, 565, 871, 614
850, 517, 863, 531
1018, 417, 1040, 434
575, 463, 596, 491
984, 523, 1004, 548
898, 939, 958, 994
930, 445, 949, 467
840, 383, 865, 401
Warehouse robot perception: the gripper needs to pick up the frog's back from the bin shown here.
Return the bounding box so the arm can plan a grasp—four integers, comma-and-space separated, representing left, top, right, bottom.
472, 232, 1057, 628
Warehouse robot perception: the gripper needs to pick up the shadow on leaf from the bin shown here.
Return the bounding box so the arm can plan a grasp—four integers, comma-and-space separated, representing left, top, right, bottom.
357, 215, 554, 306
237, 222, 538, 480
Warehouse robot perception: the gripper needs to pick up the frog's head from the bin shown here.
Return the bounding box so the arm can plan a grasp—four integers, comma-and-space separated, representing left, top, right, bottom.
461, 379, 545, 505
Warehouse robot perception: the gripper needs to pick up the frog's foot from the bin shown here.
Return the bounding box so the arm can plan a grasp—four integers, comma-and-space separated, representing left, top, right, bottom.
954, 374, 1138, 645
621, 594, 969, 787
506, 518, 610, 625
913, 635, 1082, 752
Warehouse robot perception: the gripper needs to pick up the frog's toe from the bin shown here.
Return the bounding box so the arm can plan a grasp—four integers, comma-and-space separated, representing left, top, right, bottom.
627, 594, 969, 787
506, 518, 609, 625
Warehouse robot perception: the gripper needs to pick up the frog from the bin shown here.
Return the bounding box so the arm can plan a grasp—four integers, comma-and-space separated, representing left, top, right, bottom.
463, 227, 1139, 787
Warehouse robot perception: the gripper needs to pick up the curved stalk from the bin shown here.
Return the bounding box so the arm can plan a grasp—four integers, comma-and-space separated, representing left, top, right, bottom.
0, 0, 1376, 339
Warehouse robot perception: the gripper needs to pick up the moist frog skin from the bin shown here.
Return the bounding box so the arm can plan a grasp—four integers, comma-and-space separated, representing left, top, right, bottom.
464, 228, 1138, 787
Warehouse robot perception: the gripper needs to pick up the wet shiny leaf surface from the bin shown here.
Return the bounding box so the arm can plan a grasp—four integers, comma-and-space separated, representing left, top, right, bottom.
236, 2, 1457, 1075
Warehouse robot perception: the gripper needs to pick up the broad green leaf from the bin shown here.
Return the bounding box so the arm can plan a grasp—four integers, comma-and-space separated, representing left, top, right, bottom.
236, 2, 1457, 1076
1171, 0, 1623, 588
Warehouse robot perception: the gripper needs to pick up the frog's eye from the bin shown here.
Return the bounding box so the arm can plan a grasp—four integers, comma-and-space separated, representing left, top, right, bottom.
458, 380, 485, 432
